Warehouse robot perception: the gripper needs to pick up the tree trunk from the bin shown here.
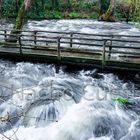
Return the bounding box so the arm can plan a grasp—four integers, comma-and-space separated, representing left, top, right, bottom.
132, 0, 137, 15
99, 0, 110, 16
7, 0, 32, 43
16, 0, 20, 13
52, 0, 59, 10
34, 0, 40, 15
0, 0, 2, 18
15, 0, 32, 30
41, 0, 45, 11
99, 0, 116, 22
67, 0, 71, 10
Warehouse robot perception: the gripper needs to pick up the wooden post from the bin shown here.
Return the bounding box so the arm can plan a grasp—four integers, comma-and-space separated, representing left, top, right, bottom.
19, 36, 22, 54
57, 37, 61, 59
4, 30, 7, 41
108, 35, 113, 59
34, 31, 37, 48
102, 40, 107, 69
70, 33, 73, 47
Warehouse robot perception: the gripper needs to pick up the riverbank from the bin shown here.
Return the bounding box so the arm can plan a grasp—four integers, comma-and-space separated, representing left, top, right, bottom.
1, 11, 99, 20
1, 10, 139, 22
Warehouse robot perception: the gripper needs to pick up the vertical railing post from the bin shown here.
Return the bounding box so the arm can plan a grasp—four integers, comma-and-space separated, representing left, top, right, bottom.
34, 31, 37, 48
70, 33, 73, 47
19, 36, 22, 54
57, 37, 61, 59
4, 30, 7, 41
102, 40, 107, 69
108, 35, 113, 59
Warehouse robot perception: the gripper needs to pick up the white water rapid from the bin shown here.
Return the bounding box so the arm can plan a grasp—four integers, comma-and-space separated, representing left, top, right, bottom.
0, 60, 139, 140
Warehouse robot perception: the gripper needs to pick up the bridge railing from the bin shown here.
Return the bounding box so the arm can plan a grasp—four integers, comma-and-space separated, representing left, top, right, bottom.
0, 29, 140, 65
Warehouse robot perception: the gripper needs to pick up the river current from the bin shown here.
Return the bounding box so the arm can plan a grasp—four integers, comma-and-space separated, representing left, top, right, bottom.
0, 19, 140, 140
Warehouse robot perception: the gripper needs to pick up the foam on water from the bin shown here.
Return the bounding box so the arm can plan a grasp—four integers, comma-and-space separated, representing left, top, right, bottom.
0, 60, 139, 140
24, 19, 140, 35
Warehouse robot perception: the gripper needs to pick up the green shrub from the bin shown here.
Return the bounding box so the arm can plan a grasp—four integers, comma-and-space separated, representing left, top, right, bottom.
46, 11, 63, 19
68, 12, 79, 18
89, 13, 98, 19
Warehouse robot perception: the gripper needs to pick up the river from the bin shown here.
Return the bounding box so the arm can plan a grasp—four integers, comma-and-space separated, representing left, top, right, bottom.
0, 19, 140, 140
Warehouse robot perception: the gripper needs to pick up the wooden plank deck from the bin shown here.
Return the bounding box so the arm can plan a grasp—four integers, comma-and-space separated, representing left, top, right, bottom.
0, 29, 140, 72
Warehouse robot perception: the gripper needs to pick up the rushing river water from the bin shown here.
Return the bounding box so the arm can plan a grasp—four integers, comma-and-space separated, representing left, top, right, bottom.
1, 19, 140, 34
0, 19, 140, 140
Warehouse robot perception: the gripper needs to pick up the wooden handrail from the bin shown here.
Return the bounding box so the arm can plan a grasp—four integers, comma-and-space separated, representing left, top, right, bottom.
1, 33, 140, 44
0, 29, 139, 60
107, 45, 140, 49
1, 29, 140, 38
106, 50, 140, 55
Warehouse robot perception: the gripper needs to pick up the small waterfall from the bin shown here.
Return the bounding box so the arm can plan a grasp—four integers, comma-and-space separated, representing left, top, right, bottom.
0, 60, 139, 140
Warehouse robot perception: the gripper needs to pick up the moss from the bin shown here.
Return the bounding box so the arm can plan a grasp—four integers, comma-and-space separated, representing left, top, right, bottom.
100, 0, 116, 22
113, 96, 129, 104
104, 0, 113, 19
15, 3, 26, 29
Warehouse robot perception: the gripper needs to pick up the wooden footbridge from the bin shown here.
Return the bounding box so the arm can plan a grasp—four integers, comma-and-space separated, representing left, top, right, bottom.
0, 29, 140, 71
